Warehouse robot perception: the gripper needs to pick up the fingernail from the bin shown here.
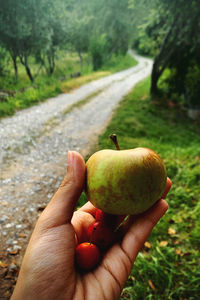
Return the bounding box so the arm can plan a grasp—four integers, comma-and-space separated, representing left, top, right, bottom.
67, 151, 74, 174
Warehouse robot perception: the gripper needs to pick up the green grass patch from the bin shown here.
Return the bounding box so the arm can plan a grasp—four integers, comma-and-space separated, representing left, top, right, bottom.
60, 71, 110, 93
92, 77, 200, 299
101, 53, 138, 73
0, 52, 137, 118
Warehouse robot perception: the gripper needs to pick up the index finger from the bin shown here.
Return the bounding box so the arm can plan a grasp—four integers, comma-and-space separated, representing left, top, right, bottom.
77, 201, 97, 216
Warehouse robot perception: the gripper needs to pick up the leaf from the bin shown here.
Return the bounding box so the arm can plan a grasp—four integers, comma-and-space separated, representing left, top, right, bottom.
160, 241, 168, 247
0, 261, 8, 268
144, 241, 151, 249
173, 240, 180, 245
148, 279, 157, 291
129, 275, 135, 281
175, 248, 184, 256
175, 248, 181, 255
168, 227, 176, 235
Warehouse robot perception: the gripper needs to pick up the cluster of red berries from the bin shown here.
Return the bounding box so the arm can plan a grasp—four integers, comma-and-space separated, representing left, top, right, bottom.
75, 209, 127, 271
75, 178, 172, 271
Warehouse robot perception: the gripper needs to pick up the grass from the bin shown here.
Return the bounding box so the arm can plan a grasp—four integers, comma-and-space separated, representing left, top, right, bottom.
101, 53, 139, 73
0, 52, 137, 118
82, 77, 200, 299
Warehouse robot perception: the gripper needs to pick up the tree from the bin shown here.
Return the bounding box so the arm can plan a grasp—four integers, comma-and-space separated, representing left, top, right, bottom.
67, 0, 94, 72
94, 0, 132, 57
0, 46, 9, 77
85, 0, 133, 70
0, 0, 67, 81
149, 0, 200, 100
36, 0, 70, 75
0, 0, 21, 78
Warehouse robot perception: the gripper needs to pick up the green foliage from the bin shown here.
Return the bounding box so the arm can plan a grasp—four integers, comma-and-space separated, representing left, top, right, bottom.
185, 64, 200, 108
89, 35, 108, 70
0, 46, 9, 76
133, 32, 157, 57
0, 0, 71, 80
0, 0, 137, 79
131, 0, 162, 57
101, 53, 137, 72
98, 78, 200, 299
0, 52, 137, 118
130, 0, 200, 106
148, 0, 200, 102
90, 0, 133, 57
67, 0, 93, 56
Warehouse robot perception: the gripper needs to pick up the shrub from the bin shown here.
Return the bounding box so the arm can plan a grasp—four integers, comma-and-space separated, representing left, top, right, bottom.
185, 63, 200, 108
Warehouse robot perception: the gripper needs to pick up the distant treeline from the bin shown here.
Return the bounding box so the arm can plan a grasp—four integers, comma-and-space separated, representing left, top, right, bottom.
0, 0, 200, 109
0, 0, 135, 82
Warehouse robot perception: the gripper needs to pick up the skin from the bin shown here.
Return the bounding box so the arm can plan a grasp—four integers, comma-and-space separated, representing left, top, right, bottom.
11, 151, 170, 300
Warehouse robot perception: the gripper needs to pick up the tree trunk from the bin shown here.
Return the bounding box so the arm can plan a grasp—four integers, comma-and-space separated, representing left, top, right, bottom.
150, 66, 159, 96
150, 20, 177, 97
48, 50, 55, 75
150, 45, 176, 97
20, 55, 34, 82
78, 50, 83, 73
86, 55, 90, 72
25, 65, 34, 82
11, 54, 18, 79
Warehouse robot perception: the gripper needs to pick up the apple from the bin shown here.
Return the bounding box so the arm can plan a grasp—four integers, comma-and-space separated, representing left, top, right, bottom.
85, 135, 167, 215
75, 242, 101, 271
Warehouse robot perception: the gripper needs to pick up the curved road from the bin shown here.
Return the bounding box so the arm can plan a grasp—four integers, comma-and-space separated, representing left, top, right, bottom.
0, 52, 152, 258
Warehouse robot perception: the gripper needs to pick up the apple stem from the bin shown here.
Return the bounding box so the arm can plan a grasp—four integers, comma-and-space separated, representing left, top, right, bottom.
90, 226, 96, 245
109, 134, 120, 150
114, 215, 130, 233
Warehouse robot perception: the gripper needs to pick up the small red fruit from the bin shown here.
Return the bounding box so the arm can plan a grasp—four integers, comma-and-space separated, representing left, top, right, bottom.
87, 221, 115, 249
95, 209, 117, 229
75, 242, 101, 271
95, 209, 104, 222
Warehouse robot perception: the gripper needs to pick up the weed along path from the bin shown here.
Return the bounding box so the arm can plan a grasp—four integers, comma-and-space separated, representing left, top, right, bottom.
0, 52, 152, 298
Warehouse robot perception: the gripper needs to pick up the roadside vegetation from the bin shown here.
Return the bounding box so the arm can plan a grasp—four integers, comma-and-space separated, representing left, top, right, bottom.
1, 0, 200, 118
132, 0, 200, 112
94, 78, 200, 299
0, 0, 136, 118
0, 52, 137, 118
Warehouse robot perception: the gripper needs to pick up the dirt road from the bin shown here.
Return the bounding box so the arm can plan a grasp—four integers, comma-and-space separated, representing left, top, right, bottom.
0, 52, 152, 298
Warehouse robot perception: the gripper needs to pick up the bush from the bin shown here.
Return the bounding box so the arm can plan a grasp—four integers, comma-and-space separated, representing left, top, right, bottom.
0, 47, 9, 76
185, 63, 200, 108
89, 34, 108, 70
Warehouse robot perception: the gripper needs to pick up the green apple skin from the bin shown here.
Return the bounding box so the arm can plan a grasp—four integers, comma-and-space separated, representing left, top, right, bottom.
85, 148, 167, 215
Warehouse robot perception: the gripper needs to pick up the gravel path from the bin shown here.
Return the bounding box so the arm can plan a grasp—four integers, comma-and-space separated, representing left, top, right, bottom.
0, 52, 152, 298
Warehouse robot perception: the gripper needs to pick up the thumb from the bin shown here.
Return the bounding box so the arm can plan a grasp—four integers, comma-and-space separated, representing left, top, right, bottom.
37, 151, 86, 230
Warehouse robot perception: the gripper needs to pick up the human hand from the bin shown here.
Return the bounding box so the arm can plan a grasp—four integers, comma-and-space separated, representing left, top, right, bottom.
11, 151, 170, 300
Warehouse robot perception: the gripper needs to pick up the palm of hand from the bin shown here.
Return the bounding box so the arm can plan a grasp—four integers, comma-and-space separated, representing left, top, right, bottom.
11, 152, 169, 300
14, 200, 166, 300
18, 206, 131, 300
